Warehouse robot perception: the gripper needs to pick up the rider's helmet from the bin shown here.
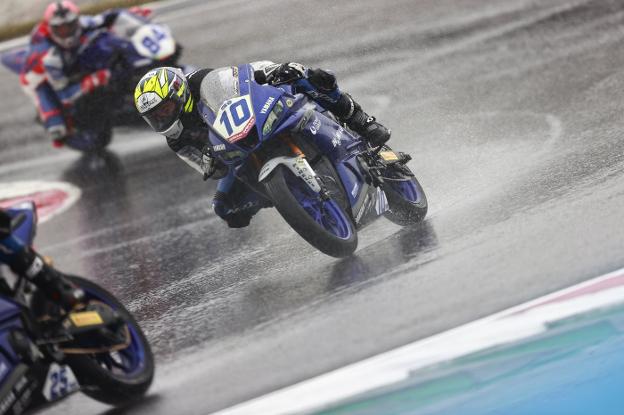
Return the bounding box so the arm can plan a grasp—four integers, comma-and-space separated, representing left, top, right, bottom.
134, 67, 193, 136
44, 1, 82, 49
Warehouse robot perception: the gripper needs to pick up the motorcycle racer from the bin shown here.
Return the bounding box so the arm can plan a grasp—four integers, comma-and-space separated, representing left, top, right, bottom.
0, 208, 84, 311
21, 1, 152, 147
134, 62, 391, 228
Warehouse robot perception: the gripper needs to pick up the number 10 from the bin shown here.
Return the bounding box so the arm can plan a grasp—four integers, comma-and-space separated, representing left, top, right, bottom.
219, 99, 251, 136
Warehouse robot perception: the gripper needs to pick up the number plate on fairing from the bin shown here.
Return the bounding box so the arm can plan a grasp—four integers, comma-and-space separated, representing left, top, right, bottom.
213, 95, 256, 142
42, 363, 79, 401
132, 24, 176, 60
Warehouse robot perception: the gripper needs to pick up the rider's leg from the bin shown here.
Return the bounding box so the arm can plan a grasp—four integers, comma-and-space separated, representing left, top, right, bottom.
212, 172, 266, 228
302, 68, 391, 147
1, 236, 83, 310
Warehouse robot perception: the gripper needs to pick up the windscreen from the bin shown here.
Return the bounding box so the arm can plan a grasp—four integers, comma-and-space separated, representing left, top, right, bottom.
200, 66, 241, 114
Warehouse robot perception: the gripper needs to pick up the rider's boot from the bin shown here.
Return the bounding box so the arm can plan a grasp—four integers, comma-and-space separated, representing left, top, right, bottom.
328, 93, 390, 147
306, 69, 391, 147
9, 249, 84, 311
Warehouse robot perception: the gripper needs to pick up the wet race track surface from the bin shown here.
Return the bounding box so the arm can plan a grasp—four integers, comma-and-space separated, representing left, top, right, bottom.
2, 0, 624, 413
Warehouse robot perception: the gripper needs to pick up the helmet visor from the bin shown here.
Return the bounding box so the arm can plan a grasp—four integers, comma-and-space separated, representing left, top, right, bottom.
51, 19, 79, 40
142, 98, 183, 133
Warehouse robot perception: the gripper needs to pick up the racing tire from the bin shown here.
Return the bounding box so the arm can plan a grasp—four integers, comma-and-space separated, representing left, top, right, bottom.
64, 276, 154, 406
382, 170, 428, 226
265, 165, 358, 258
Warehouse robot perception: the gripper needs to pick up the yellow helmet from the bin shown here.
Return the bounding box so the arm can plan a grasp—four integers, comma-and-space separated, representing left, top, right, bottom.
134, 67, 193, 134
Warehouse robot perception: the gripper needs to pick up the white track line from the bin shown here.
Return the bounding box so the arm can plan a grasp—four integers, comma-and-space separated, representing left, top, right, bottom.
214, 267, 624, 415
0, 181, 81, 223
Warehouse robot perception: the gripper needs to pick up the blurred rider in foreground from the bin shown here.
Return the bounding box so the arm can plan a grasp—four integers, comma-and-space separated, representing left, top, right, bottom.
0, 208, 83, 312
20, 1, 151, 148
134, 62, 390, 228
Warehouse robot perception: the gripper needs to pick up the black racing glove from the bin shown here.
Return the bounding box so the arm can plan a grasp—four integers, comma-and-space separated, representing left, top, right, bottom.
201, 146, 228, 180
257, 62, 307, 85
0, 210, 11, 240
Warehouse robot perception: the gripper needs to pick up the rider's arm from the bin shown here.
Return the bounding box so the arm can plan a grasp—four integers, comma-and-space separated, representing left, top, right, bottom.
253, 61, 342, 103
167, 129, 210, 176
52, 70, 111, 104
166, 122, 227, 180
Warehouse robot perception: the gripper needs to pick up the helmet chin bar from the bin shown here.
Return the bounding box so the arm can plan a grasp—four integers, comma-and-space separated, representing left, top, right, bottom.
160, 119, 184, 139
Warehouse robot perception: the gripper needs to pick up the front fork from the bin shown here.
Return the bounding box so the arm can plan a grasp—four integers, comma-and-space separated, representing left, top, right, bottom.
258, 136, 330, 200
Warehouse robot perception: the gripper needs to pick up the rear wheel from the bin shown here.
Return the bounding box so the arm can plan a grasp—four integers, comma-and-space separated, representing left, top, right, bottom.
64, 276, 154, 406
265, 165, 357, 258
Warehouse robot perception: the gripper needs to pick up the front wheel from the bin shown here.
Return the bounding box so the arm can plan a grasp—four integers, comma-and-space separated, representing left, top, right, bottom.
382, 164, 428, 226
265, 165, 358, 258
64, 276, 154, 406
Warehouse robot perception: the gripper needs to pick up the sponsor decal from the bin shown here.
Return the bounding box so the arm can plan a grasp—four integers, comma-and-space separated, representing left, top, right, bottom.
227, 116, 256, 143
309, 117, 322, 135
225, 201, 257, 215
0, 181, 81, 223
213, 144, 226, 152
355, 194, 370, 223
42, 363, 79, 401
260, 97, 275, 114
332, 127, 344, 147
137, 92, 161, 113
262, 63, 281, 77
293, 157, 319, 191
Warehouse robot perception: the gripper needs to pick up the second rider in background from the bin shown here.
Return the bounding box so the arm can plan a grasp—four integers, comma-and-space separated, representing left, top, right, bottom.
20, 1, 151, 147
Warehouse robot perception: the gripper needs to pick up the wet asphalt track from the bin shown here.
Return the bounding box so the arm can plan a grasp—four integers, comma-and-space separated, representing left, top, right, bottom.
2, 0, 624, 413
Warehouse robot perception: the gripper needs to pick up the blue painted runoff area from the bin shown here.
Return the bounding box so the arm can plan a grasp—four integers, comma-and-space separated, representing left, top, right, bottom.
314, 304, 624, 415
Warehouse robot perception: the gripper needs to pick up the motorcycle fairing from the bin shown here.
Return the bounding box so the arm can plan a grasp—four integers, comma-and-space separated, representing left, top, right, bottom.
198, 63, 389, 226
199, 65, 288, 163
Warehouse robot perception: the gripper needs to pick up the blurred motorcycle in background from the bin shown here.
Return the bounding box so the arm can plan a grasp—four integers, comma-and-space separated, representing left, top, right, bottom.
1, 8, 191, 152
0, 202, 154, 413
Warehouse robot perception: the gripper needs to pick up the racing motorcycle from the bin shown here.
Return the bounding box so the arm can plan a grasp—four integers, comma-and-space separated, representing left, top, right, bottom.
1, 9, 188, 152
0, 202, 154, 414
200, 64, 428, 257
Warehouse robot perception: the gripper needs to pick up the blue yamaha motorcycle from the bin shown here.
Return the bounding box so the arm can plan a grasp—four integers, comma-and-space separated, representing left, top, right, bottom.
1, 10, 187, 152
0, 202, 153, 413
200, 64, 428, 257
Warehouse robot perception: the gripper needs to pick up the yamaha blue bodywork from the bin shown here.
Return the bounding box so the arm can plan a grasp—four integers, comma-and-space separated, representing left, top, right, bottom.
0, 203, 39, 413
198, 64, 388, 228
0, 202, 153, 412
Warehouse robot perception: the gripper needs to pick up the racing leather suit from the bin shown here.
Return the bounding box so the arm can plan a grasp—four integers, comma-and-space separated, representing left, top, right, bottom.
0, 209, 83, 309
166, 61, 390, 228
21, 9, 134, 144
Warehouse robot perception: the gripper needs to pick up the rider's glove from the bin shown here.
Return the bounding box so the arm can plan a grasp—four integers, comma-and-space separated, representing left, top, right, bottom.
264, 62, 307, 85
201, 147, 228, 180
80, 69, 111, 93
